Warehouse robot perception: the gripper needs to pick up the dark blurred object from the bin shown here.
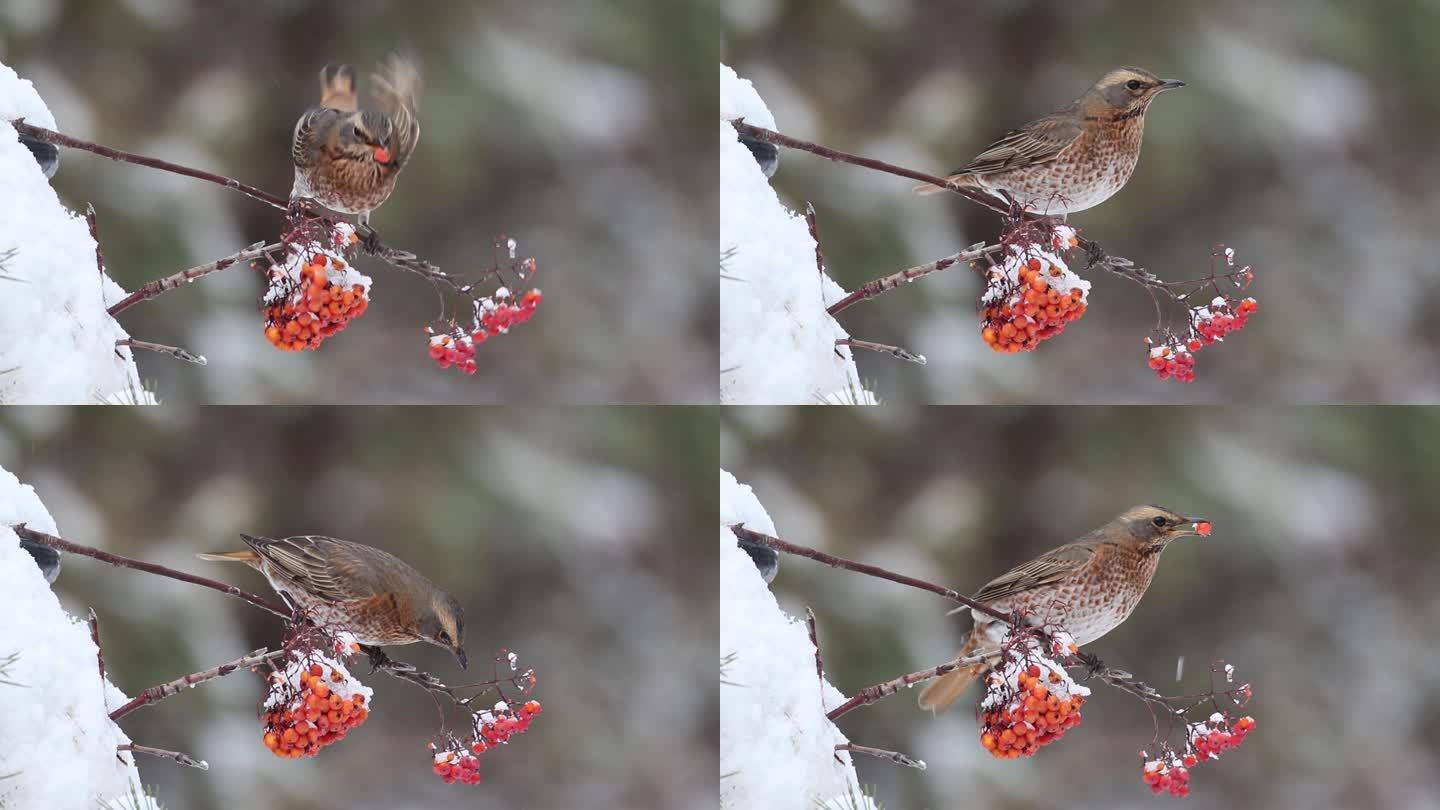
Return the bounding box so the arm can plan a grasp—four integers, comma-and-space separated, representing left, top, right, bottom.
17, 130, 59, 178
20, 539, 60, 583
736, 534, 779, 583
738, 132, 779, 178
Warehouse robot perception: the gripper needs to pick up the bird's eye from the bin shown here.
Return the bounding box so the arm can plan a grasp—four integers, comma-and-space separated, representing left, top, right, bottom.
1152, 515, 1168, 527
351, 125, 365, 142
437, 631, 450, 644
1126, 79, 1144, 91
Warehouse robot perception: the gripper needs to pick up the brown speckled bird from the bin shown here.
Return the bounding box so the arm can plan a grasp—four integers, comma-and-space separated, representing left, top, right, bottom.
917, 505, 1206, 713
199, 533, 466, 668
916, 67, 1184, 215
290, 55, 421, 226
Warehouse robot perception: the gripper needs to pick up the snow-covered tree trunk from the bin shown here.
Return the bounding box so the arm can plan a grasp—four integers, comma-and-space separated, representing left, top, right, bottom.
0, 61, 152, 404
0, 465, 160, 808
719, 470, 878, 810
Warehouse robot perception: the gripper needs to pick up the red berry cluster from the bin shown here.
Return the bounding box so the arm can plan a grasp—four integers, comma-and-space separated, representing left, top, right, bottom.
262, 656, 372, 758
1141, 755, 1192, 797
262, 250, 371, 352
1146, 296, 1258, 383
981, 254, 1089, 354
429, 700, 542, 787
1189, 713, 1255, 761
426, 287, 544, 375
980, 662, 1086, 759
432, 748, 483, 786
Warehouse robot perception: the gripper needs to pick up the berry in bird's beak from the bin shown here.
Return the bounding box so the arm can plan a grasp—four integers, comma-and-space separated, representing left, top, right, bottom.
372, 145, 391, 164
1193, 521, 1212, 537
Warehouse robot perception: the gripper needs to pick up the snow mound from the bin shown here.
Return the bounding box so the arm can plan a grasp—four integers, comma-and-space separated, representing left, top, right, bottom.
0, 466, 160, 808
0, 60, 153, 404
719, 65, 875, 405
720, 470, 877, 810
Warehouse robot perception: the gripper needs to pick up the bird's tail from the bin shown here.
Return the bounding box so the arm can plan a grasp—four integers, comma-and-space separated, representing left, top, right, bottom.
195, 550, 260, 562
918, 633, 987, 714
913, 172, 973, 196
370, 53, 422, 116
318, 64, 358, 111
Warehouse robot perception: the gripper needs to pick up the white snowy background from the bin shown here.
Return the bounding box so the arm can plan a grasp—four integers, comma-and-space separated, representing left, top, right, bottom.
722, 406, 1440, 809
0, 465, 161, 809
0, 61, 152, 405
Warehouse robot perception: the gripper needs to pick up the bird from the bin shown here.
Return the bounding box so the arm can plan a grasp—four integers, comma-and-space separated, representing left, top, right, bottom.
917, 504, 1207, 714
198, 533, 466, 669
16, 131, 59, 179
915, 67, 1184, 216
19, 539, 60, 583
290, 55, 422, 227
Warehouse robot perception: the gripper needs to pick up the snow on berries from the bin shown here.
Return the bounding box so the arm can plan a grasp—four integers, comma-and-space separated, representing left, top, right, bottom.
980, 226, 1088, 354
979, 636, 1089, 759
1141, 754, 1192, 797
1145, 244, 1258, 383
262, 222, 371, 353
261, 651, 372, 758
426, 285, 543, 375
1188, 713, 1254, 761
428, 699, 542, 787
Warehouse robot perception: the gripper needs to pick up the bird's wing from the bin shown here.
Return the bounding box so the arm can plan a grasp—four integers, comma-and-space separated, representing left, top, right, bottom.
370, 55, 421, 169
970, 537, 1100, 605
952, 109, 1083, 177
290, 108, 328, 171
244, 534, 389, 602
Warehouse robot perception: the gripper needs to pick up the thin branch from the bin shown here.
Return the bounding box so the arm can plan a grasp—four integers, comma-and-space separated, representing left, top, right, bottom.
837, 338, 926, 365
825, 242, 1003, 317
11, 524, 292, 620
117, 338, 207, 365
106, 241, 275, 317
836, 742, 926, 770
88, 608, 106, 683
729, 524, 1009, 623
11, 120, 287, 210
825, 652, 991, 722
109, 647, 285, 721
118, 743, 209, 770
86, 204, 106, 277
733, 120, 1011, 216
805, 203, 825, 275
805, 607, 823, 682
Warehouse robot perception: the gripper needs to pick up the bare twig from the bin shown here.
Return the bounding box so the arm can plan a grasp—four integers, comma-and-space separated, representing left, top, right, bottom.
106, 241, 275, 317
116, 338, 207, 366
836, 742, 926, 770
85, 204, 105, 277
11, 120, 287, 210
733, 120, 1010, 215
109, 647, 285, 721
837, 338, 926, 365
825, 242, 1004, 317
825, 651, 991, 722
729, 524, 1009, 623
805, 204, 825, 275
87, 608, 105, 683
11, 524, 291, 620
118, 743, 209, 770
806, 607, 823, 682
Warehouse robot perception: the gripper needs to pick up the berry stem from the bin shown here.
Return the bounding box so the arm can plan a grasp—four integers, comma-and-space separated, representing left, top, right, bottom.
109, 647, 285, 721
11, 524, 293, 620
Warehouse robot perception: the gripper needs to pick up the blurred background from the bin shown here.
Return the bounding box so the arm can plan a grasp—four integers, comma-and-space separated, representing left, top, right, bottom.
722, 406, 1440, 809
723, 1, 1440, 403
0, 0, 717, 403
0, 406, 718, 809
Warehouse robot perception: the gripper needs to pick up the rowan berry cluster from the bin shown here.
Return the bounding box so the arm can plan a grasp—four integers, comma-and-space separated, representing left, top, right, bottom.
425, 286, 543, 375
1140, 753, 1192, 797
978, 639, 1089, 759
261, 222, 371, 352
980, 226, 1089, 353
1145, 245, 1258, 383
1188, 712, 1255, 761
261, 653, 372, 759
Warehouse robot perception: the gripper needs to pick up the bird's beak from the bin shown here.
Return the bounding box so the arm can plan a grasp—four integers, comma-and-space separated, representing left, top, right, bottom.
1180, 518, 1212, 537
454, 647, 468, 670
1158, 79, 1186, 91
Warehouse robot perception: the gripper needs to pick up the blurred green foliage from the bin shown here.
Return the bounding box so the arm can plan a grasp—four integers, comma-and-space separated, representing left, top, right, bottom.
0, 406, 718, 809
723, 405, 1440, 809
1, 0, 718, 403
